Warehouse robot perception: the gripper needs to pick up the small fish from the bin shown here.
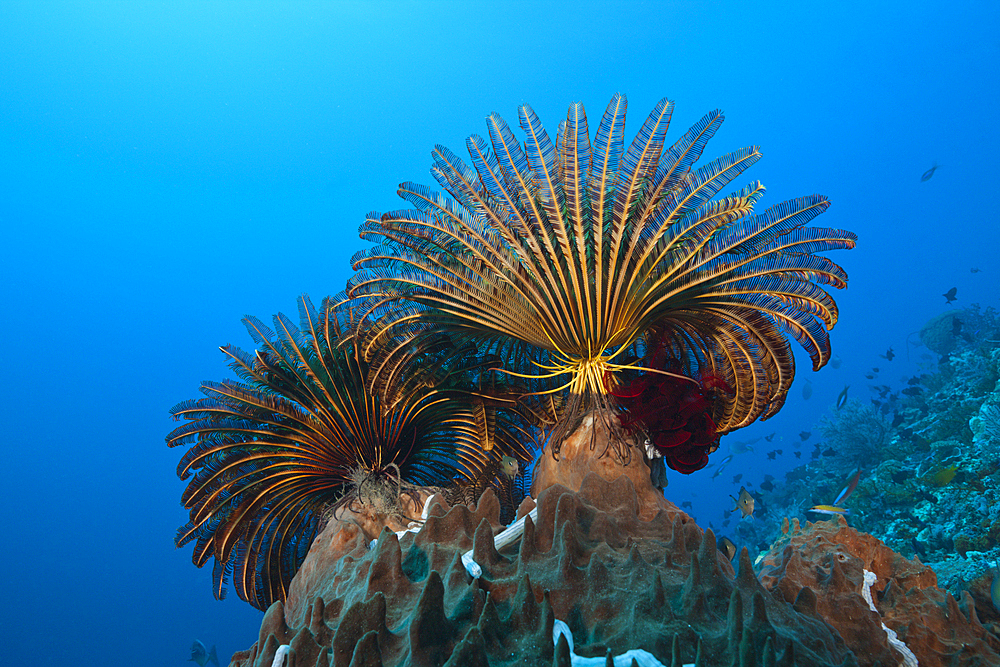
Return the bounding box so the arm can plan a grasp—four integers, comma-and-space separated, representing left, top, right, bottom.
864, 373, 875, 380
189, 641, 220, 667
721, 517, 731, 527
501, 456, 519, 479
717, 536, 737, 561
794, 451, 802, 459
943, 287, 958, 304
801, 378, 813, 400
732, 474, 743, 484
830, 355, 842, 369
764, 432, 776, 442
971, 267, 981, 274
728, 439, 758, 455
891, 412, 904, 428
711, 454, 734, 479
881, 346, 895, 361
681, 500, 693, 510
833, 469, 861, 506
799, 431, 811, 441
760, 479, 774, 492
930, 464, 958, 486
992, 562, 1000, 612
901, 386, 923, 397
821, 447, 836, 457
836, 385, 850, 410
952, 318, 963, 336
808, 504, 850, 516
730, 486, 755, 519
767, 450, 778, 460
920, 162, 940, 182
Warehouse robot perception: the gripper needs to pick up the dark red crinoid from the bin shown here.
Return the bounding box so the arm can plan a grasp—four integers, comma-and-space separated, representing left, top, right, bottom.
612, 372, 724, 473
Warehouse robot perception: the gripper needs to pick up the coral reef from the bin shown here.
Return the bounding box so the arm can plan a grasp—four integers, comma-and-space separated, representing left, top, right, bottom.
725, 308, 1000, 639
759, 516, 1000, 667
817, 400, 896, 469
228, 415, 993, 667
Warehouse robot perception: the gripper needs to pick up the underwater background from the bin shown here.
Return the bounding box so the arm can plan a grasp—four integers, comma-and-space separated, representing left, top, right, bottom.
2, 1, 999, 665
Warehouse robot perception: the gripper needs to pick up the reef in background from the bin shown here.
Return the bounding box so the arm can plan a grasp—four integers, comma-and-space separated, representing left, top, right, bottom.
720, 306, 1000, 639
226, 413, 999, 666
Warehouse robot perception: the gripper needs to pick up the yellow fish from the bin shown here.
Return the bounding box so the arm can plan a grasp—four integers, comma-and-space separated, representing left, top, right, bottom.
730, 486, 755, 519
501, 455, 519, 479
808, 504, 850, 516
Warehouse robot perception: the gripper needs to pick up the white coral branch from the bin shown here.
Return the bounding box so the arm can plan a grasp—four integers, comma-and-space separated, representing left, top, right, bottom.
861, 569, 919, 667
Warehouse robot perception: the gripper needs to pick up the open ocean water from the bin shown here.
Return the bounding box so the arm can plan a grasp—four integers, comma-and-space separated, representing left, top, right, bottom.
1, 2, 998, 665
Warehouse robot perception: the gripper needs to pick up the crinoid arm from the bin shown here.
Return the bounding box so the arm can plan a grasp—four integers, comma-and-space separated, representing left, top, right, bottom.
349, 93, 855, 465
167, 295, 534, 609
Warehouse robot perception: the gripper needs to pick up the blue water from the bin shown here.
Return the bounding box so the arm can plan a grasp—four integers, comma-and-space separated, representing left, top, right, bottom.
2, 2, 997, 665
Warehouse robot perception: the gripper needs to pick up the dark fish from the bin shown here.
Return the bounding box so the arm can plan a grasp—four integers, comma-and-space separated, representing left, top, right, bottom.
822, 447, 836, 457
764, 432, 776, 442
794, 451, 802, 459
767, 450, 777, 460
836, 385, 849, 410
801, 378, 813, 400
920, 163, 939, 181
864, 373, 875, 380
971, 267, 981, 273
717, 536, 737, 561
799, 431, 811, 441
830, 355, 842, 369
901, 386, 923, 397
881, 346, 895, 361
189, 641, 220, 667
906, 376, 921, 386
760, 479, 774, 492
730, 486, 755, 519
722, 517, 731, 527
681, 501, 693, 510
891, 412, 904, 428
810, 447, 820, 460
943, 287, 957, 304
732, 474, 743, 484
952, 318, 963, 336
872, 367, 880, 373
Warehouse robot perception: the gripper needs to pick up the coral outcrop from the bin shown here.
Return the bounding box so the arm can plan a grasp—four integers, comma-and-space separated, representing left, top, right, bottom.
228, 412, 1000, 666
230, 473, 861, 666
758, 515, 1000, 667
229, 416, 864, 667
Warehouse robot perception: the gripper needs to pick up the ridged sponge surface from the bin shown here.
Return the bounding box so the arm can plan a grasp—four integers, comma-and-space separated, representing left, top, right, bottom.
232, 473, 863, 667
